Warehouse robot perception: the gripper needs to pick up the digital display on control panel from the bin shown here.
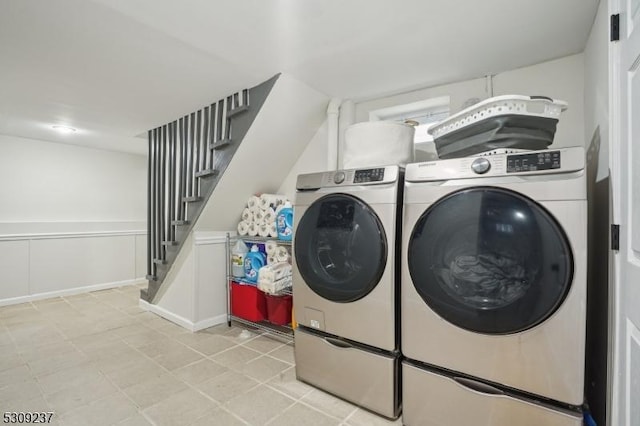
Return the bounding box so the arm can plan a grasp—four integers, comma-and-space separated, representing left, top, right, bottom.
354, 168, 385, 183
507, 151, 560, 173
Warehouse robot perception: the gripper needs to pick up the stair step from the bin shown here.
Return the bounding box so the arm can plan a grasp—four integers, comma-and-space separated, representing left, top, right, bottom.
161, 241, 178, 246
195, 169, 219, 178
227, 105, 249, 118
210, 138, 232, 150
183, 196, 202, 203
171, 220, 190, 226
145, 274, 157, 281
153, 258, 167, 265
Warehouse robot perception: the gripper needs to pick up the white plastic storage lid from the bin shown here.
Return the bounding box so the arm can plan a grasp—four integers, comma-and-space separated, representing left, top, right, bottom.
428, 95, 568, 140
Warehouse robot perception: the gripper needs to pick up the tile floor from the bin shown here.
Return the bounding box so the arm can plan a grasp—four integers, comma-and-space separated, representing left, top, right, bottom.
0, 284, 401, 426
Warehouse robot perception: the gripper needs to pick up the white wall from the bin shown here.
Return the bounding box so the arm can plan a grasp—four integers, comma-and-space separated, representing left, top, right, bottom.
354, 54, 586, 152
0, 134, 147, 304
277, 120, 329, 199
584, 2, 610, 182
0, 134, 146, 226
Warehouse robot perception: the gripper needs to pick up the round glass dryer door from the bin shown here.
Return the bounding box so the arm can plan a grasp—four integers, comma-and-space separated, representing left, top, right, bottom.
295, 194, 387, 303
408, 187, 573, 334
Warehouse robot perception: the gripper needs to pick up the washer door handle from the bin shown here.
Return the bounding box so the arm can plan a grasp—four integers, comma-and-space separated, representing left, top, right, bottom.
453, 377, 504, 396
323, 337, 353, 349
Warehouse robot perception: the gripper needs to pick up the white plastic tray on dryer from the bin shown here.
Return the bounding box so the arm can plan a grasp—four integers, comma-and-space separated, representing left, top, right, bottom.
428, 95, 568, 159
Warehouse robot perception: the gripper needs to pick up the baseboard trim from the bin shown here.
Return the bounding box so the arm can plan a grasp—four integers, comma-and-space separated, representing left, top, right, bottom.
0, 278, 147, 307
193, 314, 228, 332
139, 300, 227, 332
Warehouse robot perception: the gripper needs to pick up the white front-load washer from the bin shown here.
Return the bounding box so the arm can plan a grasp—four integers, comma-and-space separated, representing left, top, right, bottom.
293, 165, 402, 419
401, 147, 586, 426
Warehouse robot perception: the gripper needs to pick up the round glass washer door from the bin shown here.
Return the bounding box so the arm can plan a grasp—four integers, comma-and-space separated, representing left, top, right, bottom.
408, 187, 574, 334
295, 193, 387, 303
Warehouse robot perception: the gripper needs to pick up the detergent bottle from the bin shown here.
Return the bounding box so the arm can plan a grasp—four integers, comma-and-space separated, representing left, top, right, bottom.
276, 202, 294, 241
243, 245, 266, 283
231, 239, 248, 278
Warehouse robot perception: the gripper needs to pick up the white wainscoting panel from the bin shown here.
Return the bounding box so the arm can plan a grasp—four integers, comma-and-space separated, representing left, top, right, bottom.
30, 235, 136, 294
0, 240, 29, 299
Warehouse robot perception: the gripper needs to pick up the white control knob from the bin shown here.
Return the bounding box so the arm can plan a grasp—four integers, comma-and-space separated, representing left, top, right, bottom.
333, 171, 346, 184
471, 157, 491, 174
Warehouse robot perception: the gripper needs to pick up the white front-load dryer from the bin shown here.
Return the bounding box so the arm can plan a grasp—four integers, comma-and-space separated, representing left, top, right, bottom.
293, 165, 402, 419
401, 147, 587, 425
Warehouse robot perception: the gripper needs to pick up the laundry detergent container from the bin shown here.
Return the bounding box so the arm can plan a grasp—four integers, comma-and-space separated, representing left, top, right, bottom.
343, 121, 415, 168
429, 95, 568, 159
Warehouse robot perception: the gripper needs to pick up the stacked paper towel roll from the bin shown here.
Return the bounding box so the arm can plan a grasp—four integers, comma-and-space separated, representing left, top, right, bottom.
237, 193, 291, 238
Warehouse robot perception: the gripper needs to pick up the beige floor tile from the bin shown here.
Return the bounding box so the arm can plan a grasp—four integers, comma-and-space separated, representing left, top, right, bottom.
189, 407, 246, 426
37, 363, 103, 395
267, 342, 295, 364
142, 387, 218, 426
210, 345, 262, 370
60, 392, 139, 426
195, 370, 259, 404
301, 389, 358, 421
122, 373, 188, 409
90, 348, 150, 374
0, 364, 32, 387
343, 407, 402, 426
20, 341, 78, 364
29, 350, 90, 377
0, 302, 37, 318
0, 378, 43, 404
120, 328, 167, 348
175, 333, 237, 356
1, 394, 51, 412
266, 366, 315, 400
115, 414, 154, 426
103, 357, 165, 390
110, 322, 152, 338
0, 352, 24, 372
266, 402, 341, 426
145, 342, 203, 371
45, 374, 119, 414
225, 384, 296, 426
240, 355, 291, 383
243, 335, 287, 354
10, 323, 66, 348
218, 325, 260, 344
172, 359, 228, 386
70, 329, 122, 354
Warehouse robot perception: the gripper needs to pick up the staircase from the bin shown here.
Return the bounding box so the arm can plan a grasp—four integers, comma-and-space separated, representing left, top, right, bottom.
141, 75, 279, 302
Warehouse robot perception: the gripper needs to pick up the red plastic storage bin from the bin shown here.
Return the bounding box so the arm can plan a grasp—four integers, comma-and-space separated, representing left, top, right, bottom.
231, 281, 267, 322
265, 294, 293, 325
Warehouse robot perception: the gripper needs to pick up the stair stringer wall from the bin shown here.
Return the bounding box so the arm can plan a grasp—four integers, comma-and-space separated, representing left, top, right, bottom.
151, 74, 328, 308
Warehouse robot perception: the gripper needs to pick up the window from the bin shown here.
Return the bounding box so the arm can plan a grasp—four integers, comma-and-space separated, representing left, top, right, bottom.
368, 96, 450, 161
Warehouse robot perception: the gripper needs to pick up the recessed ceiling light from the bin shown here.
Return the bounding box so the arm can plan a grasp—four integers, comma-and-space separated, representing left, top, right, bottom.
51, 125, 77, 133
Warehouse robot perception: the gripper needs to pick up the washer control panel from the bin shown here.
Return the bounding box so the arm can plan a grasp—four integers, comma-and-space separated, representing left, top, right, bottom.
354, 168, 385, 183
405, 147, 584, 183
506, 150, 561, 173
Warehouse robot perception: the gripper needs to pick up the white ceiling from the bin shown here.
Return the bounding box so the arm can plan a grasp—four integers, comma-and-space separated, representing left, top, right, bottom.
0, 0, 598, 155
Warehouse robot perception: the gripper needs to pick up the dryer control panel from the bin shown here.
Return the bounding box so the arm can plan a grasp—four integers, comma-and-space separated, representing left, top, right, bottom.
296, 165, 400, 190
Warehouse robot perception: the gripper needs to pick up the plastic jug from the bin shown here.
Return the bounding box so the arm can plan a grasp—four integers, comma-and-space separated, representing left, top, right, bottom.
276, 202, 294, 241
244, 244, 266, 283
231, 239, 249, 278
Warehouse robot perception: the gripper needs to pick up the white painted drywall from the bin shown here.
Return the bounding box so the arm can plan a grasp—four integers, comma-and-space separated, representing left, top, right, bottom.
492, 54, 585, 149
0, 134, 146, 225
194, 74, 328, 232
277, 120, 329, 200
584, 1, 610, 182
353, 54, 585, 156
0, 134, 147, 304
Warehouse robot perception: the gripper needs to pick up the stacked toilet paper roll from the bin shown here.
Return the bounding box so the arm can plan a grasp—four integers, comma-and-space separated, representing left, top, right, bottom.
237, 193, 291, 238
